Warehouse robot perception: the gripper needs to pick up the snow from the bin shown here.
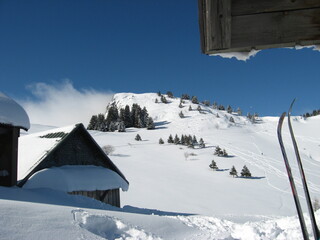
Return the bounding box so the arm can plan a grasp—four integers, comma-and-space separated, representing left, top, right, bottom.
23, 165, 129, 192
2, 92, 320, 239
18, 125, 76, 180
210, 49, 260, 61
210, 45, 320, 61
0, 92, 30, 130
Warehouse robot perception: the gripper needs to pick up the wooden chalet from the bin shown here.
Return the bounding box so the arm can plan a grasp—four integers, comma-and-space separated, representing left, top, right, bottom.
0, 93, 30, 187
18, 123, 129, 207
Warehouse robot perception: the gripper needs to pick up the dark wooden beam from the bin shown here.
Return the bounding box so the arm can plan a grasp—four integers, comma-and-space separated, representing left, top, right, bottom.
199, 0, 320, 54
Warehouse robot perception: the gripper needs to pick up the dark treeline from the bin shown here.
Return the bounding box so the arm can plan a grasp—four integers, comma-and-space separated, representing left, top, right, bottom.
303, 109, 320, 119
87, 103, 155, 132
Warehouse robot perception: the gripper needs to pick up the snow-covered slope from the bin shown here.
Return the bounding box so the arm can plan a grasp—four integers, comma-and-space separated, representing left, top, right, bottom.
96, 93, 320, 219
2, 92, 320, 239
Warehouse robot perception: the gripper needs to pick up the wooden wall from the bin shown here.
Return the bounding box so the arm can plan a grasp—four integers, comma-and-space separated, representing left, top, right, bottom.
69, 189, 120, 207
199, 0, 320, 54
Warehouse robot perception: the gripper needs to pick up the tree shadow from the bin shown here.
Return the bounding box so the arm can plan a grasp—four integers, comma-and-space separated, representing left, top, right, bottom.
111, 154, 130, 157
216, 168, 229, 172
237, 176, 266, 180
121, 205, 194, 216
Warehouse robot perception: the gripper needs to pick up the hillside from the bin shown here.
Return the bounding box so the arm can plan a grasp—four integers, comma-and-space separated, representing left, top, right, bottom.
92, 93, 320, 219
1, 92, 320, 239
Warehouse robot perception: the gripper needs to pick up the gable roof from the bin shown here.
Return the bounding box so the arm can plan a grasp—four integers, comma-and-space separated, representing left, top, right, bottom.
18, 123, 128, 187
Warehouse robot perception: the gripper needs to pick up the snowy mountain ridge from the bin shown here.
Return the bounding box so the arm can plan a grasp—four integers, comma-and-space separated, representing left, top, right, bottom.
1, 92, 320, 239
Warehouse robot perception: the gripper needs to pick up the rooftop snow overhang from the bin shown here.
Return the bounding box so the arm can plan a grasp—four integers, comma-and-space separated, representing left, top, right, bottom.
0, 93, 30, 131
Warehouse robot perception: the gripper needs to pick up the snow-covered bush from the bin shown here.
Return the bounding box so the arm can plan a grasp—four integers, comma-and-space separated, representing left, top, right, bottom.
102, 145, 115, 155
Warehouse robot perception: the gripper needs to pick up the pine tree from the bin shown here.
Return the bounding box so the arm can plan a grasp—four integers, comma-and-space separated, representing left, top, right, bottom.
216, 113, 220, 118
155, 98, 158, 103
223, 149, 228, 157
189, 105, 192, 111
166, 91, 174, 98
199, 138, 205, 148
227, 105, 233, 114
180, 135, 185, 145
174, 134, 180, 145
191, 96, 199, 104
241, 165, 252, 178
197, 105, 202, 112
179, 102, 183, 108
218, 105, 225, 110
209, 160, 218, 170
146, 117, 155, 130
159, 138, 164, 144
117, 121, 126, 132
124, 105, 132, 127
135, 134, 142, 141
192, 135, 198, 145
106, 104, 119, 125
229, 116, 235, 123
161, 95, 168, 103
108, 121, 117, 132
167, 134, 174, 143
212, 101, 217, 109
181, 94, 190, 100
237, 107, 242, 116
87, 115, 98, 130
229, 166, 238, 177
214, 146, 222, 156
179, 111, 184, 118
203, 100, 210, 106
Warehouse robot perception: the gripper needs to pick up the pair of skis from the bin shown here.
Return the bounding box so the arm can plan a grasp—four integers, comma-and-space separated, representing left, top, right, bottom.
277, 99, 320, 240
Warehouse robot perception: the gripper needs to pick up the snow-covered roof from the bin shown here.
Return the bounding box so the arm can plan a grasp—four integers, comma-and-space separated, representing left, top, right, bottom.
18, 125, 76, 180
0, 92, 30, 130
23, 165, 129, 192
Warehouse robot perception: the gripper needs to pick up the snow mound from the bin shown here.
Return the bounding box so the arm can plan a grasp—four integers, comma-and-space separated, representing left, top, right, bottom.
23, 165, 129, 192
72, 209, 161, 240
0, 92, 30, 130
109, 92, 250, 132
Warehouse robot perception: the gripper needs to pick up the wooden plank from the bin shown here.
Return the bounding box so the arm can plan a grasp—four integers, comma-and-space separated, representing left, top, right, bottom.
198, 0, 206, 53
232, 0, 320, 16
208, 0, 231, 50
231, 8, 320, 49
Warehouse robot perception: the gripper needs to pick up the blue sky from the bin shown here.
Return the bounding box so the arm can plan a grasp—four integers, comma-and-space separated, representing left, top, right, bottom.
1, 0, 320, 122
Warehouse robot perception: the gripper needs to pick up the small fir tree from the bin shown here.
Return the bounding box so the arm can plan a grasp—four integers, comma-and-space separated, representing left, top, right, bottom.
155, 98, 158, 103
209, 160, 218, 170
229, 166, 238, 177
227, 105, 233, 114
214, 146, 222, 156
174, 134, 180, 145
199, 138, 205, 148
241, 165, 252, 178
166, 91, 174, 98
117, 121, 126, 132
197, 105, 202, 112
146, 117, 155, 130
159, 138, 164, 144
192, 135, 198, 145
135, 134, 142, 141
179, 111, 184, 118
189, 105, 192, 111
223, 149, 228, 157
161, 95, 168, 103
191, 96, 199, 104
179, 102, 183, 108
229, 116, 235, 123
167, 134, 174, 143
